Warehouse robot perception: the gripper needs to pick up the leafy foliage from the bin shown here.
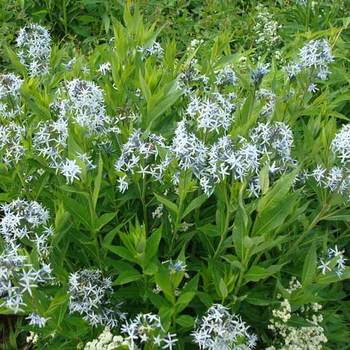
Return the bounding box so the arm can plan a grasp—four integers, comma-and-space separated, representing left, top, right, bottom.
0, 1, 350, 349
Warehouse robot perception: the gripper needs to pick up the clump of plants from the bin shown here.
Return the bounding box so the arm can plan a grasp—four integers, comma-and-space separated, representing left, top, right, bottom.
0, 1, 350, 349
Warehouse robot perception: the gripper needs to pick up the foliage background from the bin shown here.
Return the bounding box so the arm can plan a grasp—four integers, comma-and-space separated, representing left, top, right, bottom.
1, 0, 350, 349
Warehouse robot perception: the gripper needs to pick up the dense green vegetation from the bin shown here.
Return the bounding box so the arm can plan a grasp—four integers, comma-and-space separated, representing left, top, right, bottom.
0, 1, 350, 349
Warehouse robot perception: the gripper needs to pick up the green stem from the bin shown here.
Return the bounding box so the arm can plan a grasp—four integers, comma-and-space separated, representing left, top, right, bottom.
142, 176, 148, 234
213, 183, 231, 259
234, 246, 251, 295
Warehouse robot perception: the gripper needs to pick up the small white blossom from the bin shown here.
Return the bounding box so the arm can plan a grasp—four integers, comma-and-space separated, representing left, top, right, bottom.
98, 62, 112, 75
26, 313, 49, 328
60, 159, 81, 184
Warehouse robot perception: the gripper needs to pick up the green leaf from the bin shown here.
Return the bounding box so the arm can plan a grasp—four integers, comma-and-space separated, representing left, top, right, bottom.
4, 45, 26, 75
105, 245, 136, 263
64, 197, 91, 230
259, 165, 270, 195
176, 315, 195, 328
176, 292, 195, 313
198, 224, 220, 237
103, 216, 135, 247
219, 278, 228, 299
95, 212, 116, 231
182, 274, 199, 293
154, 193, 178, 215
182, 194, 207, 219
145, 227, 162, 264
145, 88, 182, 130
257, 171, 297, 213
159, 305, 175, 331
92, 155, 103, 211
244, 265, 281, 283
155, 266, 174, 303
301, 243, 317, 286
139, 70, 151, 101
253, 193, 299, 236
114, 266, 142, 285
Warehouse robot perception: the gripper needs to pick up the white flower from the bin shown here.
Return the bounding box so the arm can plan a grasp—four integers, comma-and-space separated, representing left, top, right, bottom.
60, 159, 81, 184
98, 62, 112, 75
26, 313, 49, 328
162, 333, 178, 350
0, 73, 23, 118
257, 88, 276, 117
33, 116, 68, 165
0, 122, 25, 166
68, 269, 125, 327
117, 175, 128, 193
311, 165, 326, 185
299, 39, 333, 79
192, 304, 257, 349
251, 63, 270, 85
215, 66, 237, 86
331, 124, 350, 163
284, 62, 303, 79
171, 120, 207, 173
269, 297, 327, 349
253, 4, 281, 61
168, 260, 187, 273
186, 92, 235, 133
138, 41, 164, 59
318, 259, 331, 274
76, 152, 96, 170
16, 24, 51, 76
58, 79, 110, 134
308, 83, 318, 93
0, 199, 53, 314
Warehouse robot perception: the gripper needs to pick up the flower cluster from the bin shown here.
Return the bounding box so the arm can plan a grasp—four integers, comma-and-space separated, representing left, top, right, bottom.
257, 88, 276, 118
0, 199, 53, 313
58, 79, 111, 134
138, 41, 164, 59
285, 276, 302, 294
250, 63, 270, 86
84, 327, 129, 350
32, 113, 96, 183
285, 39, 334, 82
33, 116, 68, 167
0, 122, 25, 166
115, 129, 170, 192
186, 92, 236, 133
318, 245, 347, 277
215, 66, 237, 86
253, 5, 282, 62
170, 120, 207, 176
121, 313, 178, 349
331, 124, 350, 163
16, 24, 51, 77
0, 199, 52, 256
68, 269, 126, 327
192, 304, 257, 349
177, 58, 209, 95
0, 73, 23, 118
115, 118, 296, 197
203, 121, 295, 196
267, 298, 327, 350
26, 313, 50, 328
309, 124, 350, 196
